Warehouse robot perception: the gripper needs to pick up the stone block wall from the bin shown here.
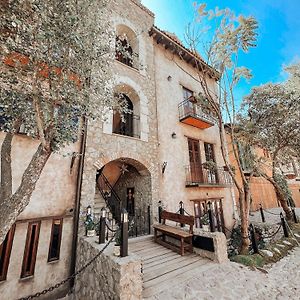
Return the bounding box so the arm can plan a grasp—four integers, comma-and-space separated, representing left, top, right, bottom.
193, 229, 229, 263
75, 237, 143, 300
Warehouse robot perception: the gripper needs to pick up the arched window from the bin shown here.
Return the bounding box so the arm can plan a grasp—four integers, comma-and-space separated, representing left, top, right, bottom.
115, 36, 133, 67
115, 25, 139, 69
113, 94, 134, 137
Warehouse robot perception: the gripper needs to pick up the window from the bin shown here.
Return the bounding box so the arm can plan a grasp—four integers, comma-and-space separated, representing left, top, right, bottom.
48, 219, 63, 262
0, 225, 16, 281
187, 138, 203, 183
204, 142, 218, 184
113, 94, 134, 137
21, 221, 41, 278
115, 36, 133, 67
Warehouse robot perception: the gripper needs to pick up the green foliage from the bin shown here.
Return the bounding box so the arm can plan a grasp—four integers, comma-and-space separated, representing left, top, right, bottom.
274, 173, 295, 207
231, 254, 264, 267
0, 0, 115, 151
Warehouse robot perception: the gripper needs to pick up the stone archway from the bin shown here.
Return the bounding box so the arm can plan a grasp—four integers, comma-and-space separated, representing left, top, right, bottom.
96, 157, 152, 237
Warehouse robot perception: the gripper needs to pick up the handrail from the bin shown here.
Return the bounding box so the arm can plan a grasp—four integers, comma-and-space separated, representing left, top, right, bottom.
97, 172, 122, 224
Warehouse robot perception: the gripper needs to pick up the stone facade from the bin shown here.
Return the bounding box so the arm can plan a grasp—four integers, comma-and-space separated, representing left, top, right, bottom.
79, 0, 160, 234
75, 237, 142, 300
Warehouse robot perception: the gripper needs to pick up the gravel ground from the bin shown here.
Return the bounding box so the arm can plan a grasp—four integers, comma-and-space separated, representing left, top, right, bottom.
150, 246, 300, 300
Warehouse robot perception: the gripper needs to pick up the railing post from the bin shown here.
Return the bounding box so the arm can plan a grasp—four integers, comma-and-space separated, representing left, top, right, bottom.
120, 209, 128, 257
179, 201, 185, 227
158, 201, 162, 224
259, 204, 265, 223
208, 208, 215, 232
249, 223, 258, 254
280, 212, 289, 237
99, 207, 106, 244
292, 208, 298, 223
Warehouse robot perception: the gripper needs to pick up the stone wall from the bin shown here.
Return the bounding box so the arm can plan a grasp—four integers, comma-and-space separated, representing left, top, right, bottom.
193, 229, 229, 263
75, 237, 142, 300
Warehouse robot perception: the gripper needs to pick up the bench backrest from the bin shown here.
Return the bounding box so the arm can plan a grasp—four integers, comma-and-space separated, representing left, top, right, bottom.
161, 210, 194, 233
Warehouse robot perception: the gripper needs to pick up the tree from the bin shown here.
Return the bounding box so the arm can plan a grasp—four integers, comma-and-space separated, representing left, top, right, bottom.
0, 0, 117, 243
240, 63, 300, 219
185, 3, 258, 253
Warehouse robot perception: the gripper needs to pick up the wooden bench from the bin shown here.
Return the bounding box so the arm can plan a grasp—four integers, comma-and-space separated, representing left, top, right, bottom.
153, 210, 194, 256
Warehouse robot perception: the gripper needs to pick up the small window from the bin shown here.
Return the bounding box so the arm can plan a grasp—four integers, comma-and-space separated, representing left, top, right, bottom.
48, 219, 63, 262
21, 221, 41, 278
0, 225, 16, 281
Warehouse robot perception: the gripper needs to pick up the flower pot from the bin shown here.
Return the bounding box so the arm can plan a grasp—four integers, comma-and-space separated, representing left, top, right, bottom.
87, 229, 95, 237
114, 245, 120, 256
202, 225, 210, 232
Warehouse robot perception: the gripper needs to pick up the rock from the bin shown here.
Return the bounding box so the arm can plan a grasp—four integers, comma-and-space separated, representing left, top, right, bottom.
276, 244, 285, 248
261, 250, 274, 257
294, 233, 300, 238
273, 248, 281, 254
282, 240, 292, 246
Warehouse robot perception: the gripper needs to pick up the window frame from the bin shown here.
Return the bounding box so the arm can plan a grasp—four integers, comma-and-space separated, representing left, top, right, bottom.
48, 218, 63, 262
21, 221, 41, 278
0, 224, 16, 281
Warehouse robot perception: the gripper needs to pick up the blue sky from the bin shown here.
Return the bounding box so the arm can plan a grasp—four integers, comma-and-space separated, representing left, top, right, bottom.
141, 0, 300, 104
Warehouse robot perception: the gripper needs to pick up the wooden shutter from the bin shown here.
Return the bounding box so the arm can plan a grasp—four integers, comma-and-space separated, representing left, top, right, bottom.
21, 221, 41, 278
0, 225, 16, 281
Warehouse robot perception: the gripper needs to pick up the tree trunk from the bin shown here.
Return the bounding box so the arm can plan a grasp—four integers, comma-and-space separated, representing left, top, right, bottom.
239, 185, 251, 254
0, 132, 13, 201
263, 175, 293, 220
0, 143, 51, 243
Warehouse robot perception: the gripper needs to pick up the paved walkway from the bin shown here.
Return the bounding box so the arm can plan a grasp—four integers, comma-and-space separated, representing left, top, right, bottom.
147, 246, 300, 300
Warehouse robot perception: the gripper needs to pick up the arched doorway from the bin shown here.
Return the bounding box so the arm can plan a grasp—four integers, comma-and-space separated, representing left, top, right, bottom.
95, 158, 152, 237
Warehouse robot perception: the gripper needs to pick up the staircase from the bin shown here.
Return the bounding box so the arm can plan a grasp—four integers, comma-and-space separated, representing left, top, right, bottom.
95, 169, 122, 221
129, 236, 214, 299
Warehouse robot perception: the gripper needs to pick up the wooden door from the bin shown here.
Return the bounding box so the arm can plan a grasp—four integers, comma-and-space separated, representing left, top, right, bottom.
188, 138, 202, 183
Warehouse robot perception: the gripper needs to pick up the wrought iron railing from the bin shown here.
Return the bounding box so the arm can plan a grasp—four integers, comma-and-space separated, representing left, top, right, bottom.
185, 164, 232, 186
178, 99, 216, 125
128, 205, 151, 238
97, 173, 122, 224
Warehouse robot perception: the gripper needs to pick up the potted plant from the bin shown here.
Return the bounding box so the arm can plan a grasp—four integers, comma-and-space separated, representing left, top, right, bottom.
85, 215, 96, 237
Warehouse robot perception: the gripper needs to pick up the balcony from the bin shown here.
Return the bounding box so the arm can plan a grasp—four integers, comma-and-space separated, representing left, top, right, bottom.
178, 99, 216, 129
185, 164, 232, 187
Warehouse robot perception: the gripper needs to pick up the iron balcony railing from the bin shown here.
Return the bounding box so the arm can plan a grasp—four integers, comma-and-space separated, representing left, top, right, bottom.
185, 164, 232, 186
178, 99, 216, 126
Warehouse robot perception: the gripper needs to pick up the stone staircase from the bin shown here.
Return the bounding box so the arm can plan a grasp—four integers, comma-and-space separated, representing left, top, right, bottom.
129, 236, 215, 299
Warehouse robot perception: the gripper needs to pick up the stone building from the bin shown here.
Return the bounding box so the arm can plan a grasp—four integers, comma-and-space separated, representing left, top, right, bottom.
0, 1, 236, 299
